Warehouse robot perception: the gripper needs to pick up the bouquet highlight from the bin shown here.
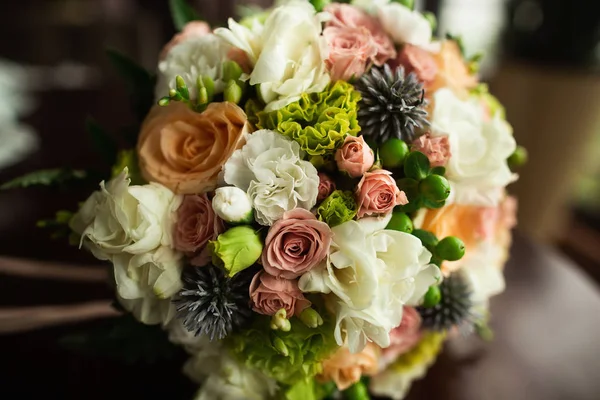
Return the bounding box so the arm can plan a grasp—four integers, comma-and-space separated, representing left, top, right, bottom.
2, 0, 527, 399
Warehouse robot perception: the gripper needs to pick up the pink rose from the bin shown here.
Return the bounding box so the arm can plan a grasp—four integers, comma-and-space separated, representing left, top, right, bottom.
335, 136, 375, 178
173, 194, 225, 266
356, 170, 408, 218
391, 44, 438, 85
249, 272, 311, 317
324, 26, 377, 81
262, 209, 333, 279
382, 307, 423, 365
412, 133, 451, 167
160, 21, 211, 60
325, 3, 396, 66
317, 173, 336, 203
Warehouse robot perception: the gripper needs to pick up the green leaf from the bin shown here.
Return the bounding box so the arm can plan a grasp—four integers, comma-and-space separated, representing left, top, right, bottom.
86, 117, 117, 166
60, 313, 185, 364
169, 0, 200, 31
106, 48, 156, 122
403, 151, 431, 181
1, 168, 87, 190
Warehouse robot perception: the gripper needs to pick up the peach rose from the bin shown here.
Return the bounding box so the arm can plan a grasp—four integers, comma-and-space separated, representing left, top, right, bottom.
391, 44, 438, 85
160, 21, 211, 60
324, 26, 377, 81
249, 272, 310, 317
325, 3, 396, 66
318, 343, 380, 390
137, 102, 248, 194
262, 209, 332, 279
356, 170, 408, 218
429, 40, 478, 99
335, 135, 375, 178
317, 173, 336, 203
173, 193, 225, 266
412, 133, 451, 167
381, 307, 423, 365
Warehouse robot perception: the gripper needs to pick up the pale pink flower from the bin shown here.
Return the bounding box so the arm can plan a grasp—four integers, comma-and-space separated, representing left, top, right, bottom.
356, 170, 408, 218
324, 26, 377, 81
325, 3, 396, 66
317, 173, 336, 203
249, 272, 311, 317
391, 44, 438, 84
412, 133, 451, 167
335, 135, 375, 177
381, 307, 423, 365
262, 209, 332, 279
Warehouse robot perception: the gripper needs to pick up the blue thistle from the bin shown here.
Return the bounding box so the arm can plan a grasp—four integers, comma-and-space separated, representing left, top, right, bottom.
174, 265, 255, 341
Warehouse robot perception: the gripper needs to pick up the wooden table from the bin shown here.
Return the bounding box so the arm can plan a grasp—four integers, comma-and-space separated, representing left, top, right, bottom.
1, 233, 599, 400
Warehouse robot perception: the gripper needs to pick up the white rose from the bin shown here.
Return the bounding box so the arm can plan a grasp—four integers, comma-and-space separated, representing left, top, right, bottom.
431, 89, 517, 207
70, 169, 184, 325
212, 186, 254, 224
114, 247, 183, 325
166, 319, 212, 354
459, 240, 506, 306
300, 216, 440, 353
185, 345, 277, 400
377, 3, 432, 46
216, 1, 330, 112
155, 34, 231, 100
223, 130, 319, 225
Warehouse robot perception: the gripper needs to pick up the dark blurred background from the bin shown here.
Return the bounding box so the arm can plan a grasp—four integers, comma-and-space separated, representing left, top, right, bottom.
0, 0, 599, 398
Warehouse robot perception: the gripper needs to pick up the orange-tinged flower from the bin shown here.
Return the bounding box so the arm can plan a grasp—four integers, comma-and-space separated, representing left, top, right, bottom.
428, 40, 478, 100
318, 343, 380, 390
137, 102, 248, 194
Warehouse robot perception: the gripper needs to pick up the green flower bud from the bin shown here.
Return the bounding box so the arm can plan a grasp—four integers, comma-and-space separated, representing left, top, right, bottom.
423, 11, 437, 30
435, 236, 465, 261
158, 97, 170, 107
386, 211, 413, 233
316, 190, 358, 227
508, 145, 528, 169
309, 0, 331, 12
299, 308, 324, 329
270, 308, 291, 332
419, 174, 451, 204
380, 138, 410, 169
423, 285, 442, 308
210, 226, 263, 277
222, 60, 244, 83
224, 80, 243, 104
273, 337, 290, 357
175, 75, 189, 100
343, 381, 370, 400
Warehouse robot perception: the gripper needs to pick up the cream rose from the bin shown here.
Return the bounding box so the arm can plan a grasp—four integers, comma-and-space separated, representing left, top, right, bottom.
70, 170, 184, 325
216, 1, 330, 112
431, 89, 517, 206
137, 102, 248, 195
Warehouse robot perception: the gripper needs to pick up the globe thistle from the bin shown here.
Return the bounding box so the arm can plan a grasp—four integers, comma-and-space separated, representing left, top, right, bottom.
418, 273, 475, 332
174, 264, 255, 341
356, 64, 429, 143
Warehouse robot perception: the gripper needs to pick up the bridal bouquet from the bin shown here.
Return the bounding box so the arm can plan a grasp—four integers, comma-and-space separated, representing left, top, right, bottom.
2, 0, 526, 399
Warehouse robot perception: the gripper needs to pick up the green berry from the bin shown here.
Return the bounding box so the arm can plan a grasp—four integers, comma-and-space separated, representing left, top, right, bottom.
380, 138, 410, 169
387, 211, 413, 233
419, 174, 451, 203
423, 285, 442, 308
508, 145, 528, 169
435, 236, 466, 261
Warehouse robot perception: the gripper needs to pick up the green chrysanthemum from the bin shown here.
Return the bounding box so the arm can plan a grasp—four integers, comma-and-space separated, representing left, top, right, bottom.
317, 190, 358, 227
250, 81, 361, 157
226, 316, 338, 386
